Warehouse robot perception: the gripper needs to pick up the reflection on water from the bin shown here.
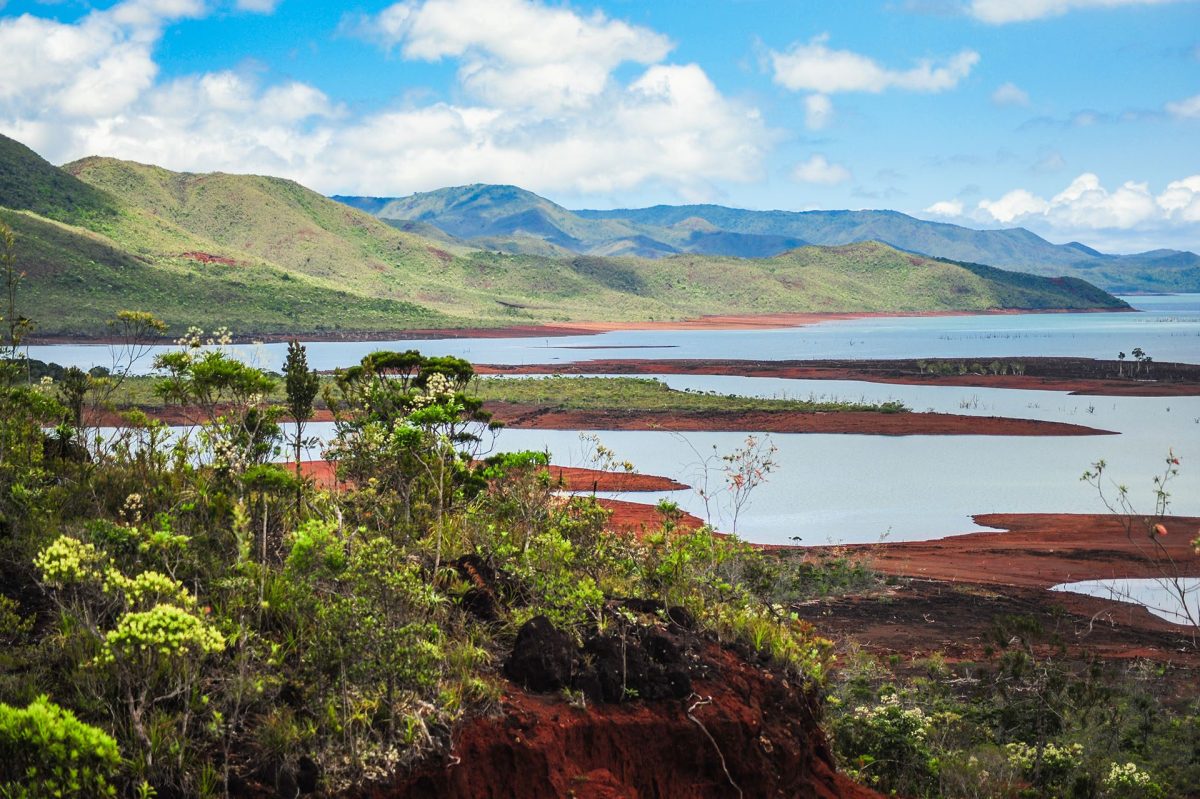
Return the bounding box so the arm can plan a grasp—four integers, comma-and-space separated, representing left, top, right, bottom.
43, 295, 1200, 548
1051, 578, 1199, 627
26, 295, 1200, 373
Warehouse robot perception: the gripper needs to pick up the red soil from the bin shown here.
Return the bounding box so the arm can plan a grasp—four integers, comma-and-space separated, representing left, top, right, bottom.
478, 359, 1200, 398
548, 465, 688, 493
295, 461, 685, 495
836, 513, 1200, 591
594, 498, 705, 536
371, 642, 880, 799
88, 403, 1112, 436
296, 461, 698, 536
180, 251, 237, 266
794, 513, 1200, 661
31, 307, 1125, 345
485, 403, 1114, 436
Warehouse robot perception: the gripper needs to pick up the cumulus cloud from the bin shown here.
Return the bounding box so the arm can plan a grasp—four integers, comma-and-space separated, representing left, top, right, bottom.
924, 199, 964, 216
991, 82, 1029, 106
792, 155, 851, 185
770, 35, 978, 94
968, 0, 1186, 24
348, 0, 672, 112
0, 0, 773, 200
769, 35, 977, 130
1166, 92, 1200, 118
966, 172, 1200, 232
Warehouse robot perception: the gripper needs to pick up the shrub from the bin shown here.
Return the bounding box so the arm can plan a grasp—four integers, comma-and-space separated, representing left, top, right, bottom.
0, 696, 121, 798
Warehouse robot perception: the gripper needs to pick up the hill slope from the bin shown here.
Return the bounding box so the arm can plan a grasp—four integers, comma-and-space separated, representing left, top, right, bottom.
340, 185, 1199, 293
0, 135, 1129, 338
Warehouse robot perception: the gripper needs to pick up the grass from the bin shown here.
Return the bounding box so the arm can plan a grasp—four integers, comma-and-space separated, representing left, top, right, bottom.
1, 137, 1129, 338
65, 373, 908, 416
475, 376, 909, 414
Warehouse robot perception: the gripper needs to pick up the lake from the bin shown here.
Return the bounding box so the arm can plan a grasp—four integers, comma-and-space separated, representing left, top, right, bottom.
27, 294, 1200, 374
32, 295, 1200, 547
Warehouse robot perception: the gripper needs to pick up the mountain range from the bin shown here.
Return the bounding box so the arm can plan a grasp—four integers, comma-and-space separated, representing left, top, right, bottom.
0, 133, 1129, 338
336, 184, 1200, 294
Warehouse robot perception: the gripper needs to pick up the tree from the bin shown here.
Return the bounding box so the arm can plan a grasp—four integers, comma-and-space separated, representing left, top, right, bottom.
283, 340, 320, 480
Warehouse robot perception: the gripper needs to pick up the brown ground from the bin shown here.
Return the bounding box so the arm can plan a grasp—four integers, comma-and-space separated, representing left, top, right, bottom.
547, 465, 688, 493
296, 461, 698, 535
478, 358, 1200, 397
794, 513, 1200, 667
832, 513, 1200, 590
87, 402, 1115, 436
485, 403, 1115, 436
30, 306, 1128, 345
372, 641, 880, 799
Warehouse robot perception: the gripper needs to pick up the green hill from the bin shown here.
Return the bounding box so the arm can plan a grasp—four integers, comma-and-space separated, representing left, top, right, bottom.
0, 134, 1128, 339
340, 184, 1200, 293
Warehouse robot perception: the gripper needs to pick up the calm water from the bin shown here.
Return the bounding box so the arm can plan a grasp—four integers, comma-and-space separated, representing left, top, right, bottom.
1051, 578, 1199, 626
36, 295, 1200, 548
27, 294, 1200, 373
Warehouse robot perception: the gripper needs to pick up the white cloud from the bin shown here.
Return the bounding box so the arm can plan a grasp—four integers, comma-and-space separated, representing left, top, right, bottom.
979, 189, 1050, 222
804, 94, 834, 129
792, 155, 851, 185
968, 0, 1185, 24
991, 82, 1029, 106
350, 0, 672, 112
0, 1, 203, 120
924, 199, 964, 216
0, 0, 773, 200
1157, 175, 1200, 221
769, 35, 978, 131
770, 35, 978, 94
969, 173, 1200, 239
1166, 92, 1200, 118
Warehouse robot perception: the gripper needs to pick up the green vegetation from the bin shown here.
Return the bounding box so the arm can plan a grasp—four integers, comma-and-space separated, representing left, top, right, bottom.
28, 368, 910, 419
0, 230, 845, 795
826, 618, 1195, 798
0, 134, 1128, 338
344, 183, 1200, 293
475, 376, 909, 414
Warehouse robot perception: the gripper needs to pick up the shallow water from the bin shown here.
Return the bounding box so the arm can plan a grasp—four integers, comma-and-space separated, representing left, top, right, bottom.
46, 295, 1200, 546
26, 295, 1200, 373
1051, 578, 1199, 627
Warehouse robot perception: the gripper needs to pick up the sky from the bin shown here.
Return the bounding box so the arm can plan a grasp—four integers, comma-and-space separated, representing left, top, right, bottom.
1, 0, 1198, 253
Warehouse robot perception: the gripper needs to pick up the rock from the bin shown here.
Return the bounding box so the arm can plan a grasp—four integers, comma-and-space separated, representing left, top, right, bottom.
504, 616, 575, 692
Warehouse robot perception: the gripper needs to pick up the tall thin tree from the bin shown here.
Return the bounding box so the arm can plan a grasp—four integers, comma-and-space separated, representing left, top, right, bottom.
283, 340, 320, 485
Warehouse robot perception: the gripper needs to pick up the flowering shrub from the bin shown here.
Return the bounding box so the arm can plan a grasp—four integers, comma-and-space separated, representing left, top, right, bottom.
33, 535, 106, 587
832, 693, 939, 795
0, 696, 121, 798
1005, 741, 1086, 795
98, 603, 225, 665
1102, 762, 1165, 799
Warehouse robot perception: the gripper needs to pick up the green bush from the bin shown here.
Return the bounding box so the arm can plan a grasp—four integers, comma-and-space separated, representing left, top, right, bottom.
0, 696, 121, 798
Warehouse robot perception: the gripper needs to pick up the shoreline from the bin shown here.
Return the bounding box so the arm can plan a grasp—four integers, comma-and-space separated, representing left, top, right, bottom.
479, 357, 1200, 397
808, 513, 1200, 591
88, 403, 1116, 437
26, 306, 1135, 346
484, 403, 1115, 436
793, 513, 1200, 664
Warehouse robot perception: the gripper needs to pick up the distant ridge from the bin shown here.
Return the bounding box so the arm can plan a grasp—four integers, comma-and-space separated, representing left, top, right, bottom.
338, 184, 1200, 294
0, 134, 1131, 338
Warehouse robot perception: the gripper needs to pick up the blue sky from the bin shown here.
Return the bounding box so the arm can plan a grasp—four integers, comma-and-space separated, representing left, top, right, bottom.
1, 0, 1198, 252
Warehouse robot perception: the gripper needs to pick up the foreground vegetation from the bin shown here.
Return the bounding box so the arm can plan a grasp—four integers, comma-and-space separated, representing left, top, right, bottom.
824, 619, 1199, 799
0, 217, 844, 795
22, 366, 910, 420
